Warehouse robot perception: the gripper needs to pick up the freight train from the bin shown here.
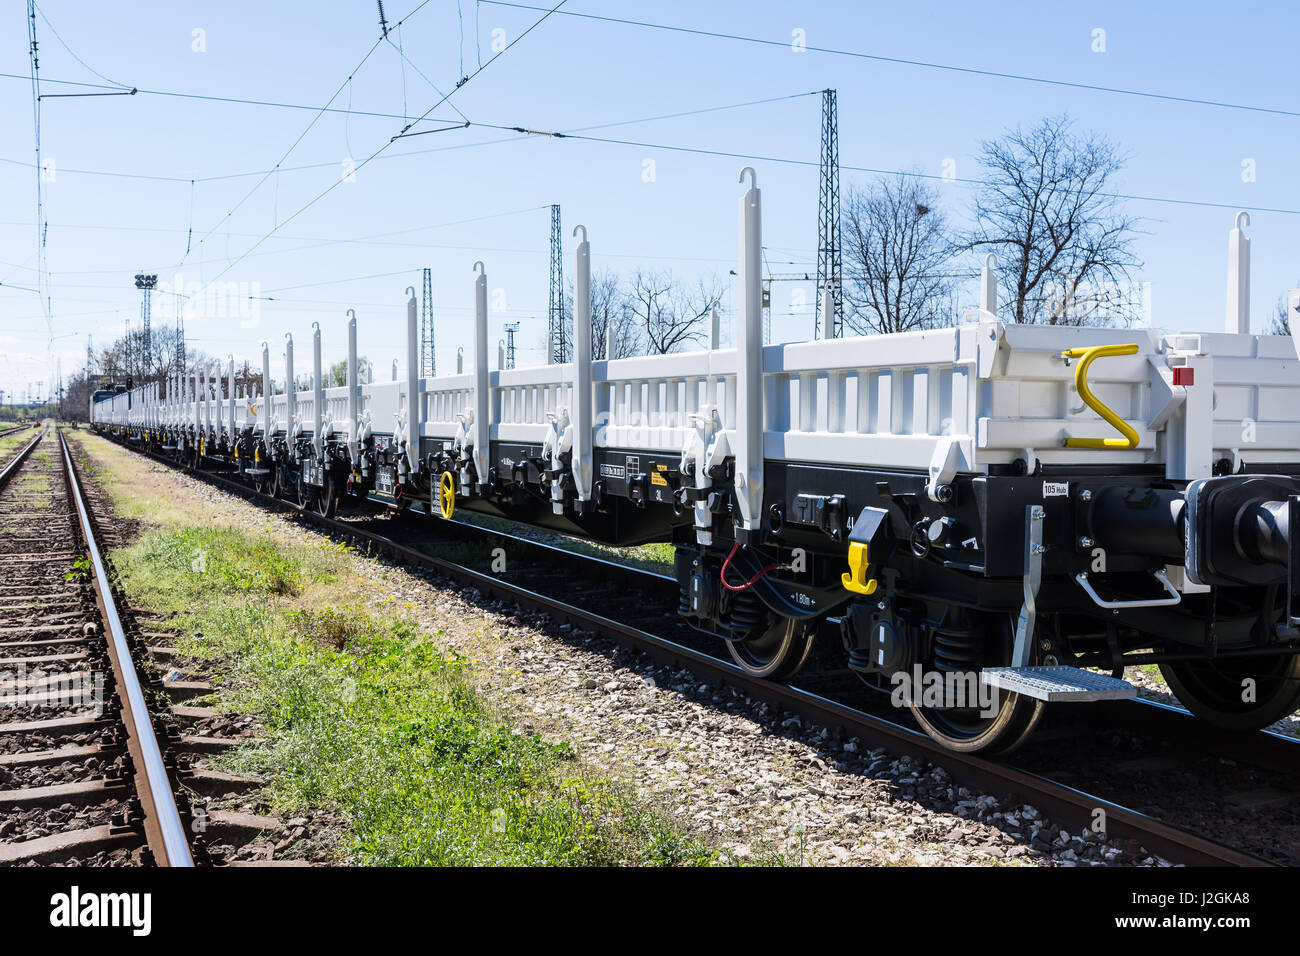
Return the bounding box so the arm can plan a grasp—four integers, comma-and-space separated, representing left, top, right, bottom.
92, 171, 1300, 754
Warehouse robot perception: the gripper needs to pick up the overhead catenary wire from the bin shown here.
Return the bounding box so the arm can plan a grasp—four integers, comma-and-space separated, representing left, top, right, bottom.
8, 2, 1295, 353
0, 70, 466, 124
394, 23, 408, 124
385, 31, 470, 122
389, 0, 565, 142
6, 91, 1296, 218
459, 122, 1300, 218
1, 205, 551, 248
182, 0, 439, 267
474, 0, 483, 70
457, 0, 466, 79
482, 1, 1300, 121
0, 89, 813, 182
185, 180, 195, 255
183, 32, 391, 260
202, 0, 569, 286
33, 1, 131, 90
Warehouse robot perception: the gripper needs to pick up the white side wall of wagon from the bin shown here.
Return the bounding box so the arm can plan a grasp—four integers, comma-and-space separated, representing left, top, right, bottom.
91, 172, 1300, 490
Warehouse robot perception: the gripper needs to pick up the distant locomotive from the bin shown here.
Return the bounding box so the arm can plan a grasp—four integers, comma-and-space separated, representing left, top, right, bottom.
93, 172, 1300, 754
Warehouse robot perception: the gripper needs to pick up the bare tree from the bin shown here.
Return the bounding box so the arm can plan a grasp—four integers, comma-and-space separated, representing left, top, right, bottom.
626, 270, 723, 355
624, 270, 677, 355
966, 115, 1142, 326
1270, 286, 1300, 336
842, 172, 955, 334
561, 268, 643, 360
669, 276, 725, 352
97, 323, 198, 391
59, 369, 95, 422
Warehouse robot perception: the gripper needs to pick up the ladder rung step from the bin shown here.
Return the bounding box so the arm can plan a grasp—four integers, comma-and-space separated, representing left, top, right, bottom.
981, 665, 1136, 702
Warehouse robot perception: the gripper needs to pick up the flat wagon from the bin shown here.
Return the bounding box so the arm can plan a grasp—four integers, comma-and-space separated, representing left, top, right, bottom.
93, 172, 1300, 753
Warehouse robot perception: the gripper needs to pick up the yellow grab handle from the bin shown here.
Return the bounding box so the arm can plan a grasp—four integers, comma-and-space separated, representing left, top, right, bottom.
841, 541, 879, 595
1060, 343, 1141, 450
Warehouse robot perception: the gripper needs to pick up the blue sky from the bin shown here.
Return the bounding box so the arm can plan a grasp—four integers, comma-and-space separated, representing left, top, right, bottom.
2, 0, 1297, 401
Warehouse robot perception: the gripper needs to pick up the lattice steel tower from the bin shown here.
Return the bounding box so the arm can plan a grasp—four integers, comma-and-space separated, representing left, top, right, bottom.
134, 273, 158, 367
503, 321, 519, 369
814, 89, 842, 338
421, 267, 435, 377
548, 204, 565, 363
174, 312, 186, 375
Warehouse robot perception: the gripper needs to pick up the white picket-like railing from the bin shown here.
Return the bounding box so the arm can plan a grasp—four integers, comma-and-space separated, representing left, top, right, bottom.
90, 189, 1300, 490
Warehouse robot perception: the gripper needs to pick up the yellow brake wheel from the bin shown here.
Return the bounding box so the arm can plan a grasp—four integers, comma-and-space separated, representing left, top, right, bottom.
439, 471, 456, 519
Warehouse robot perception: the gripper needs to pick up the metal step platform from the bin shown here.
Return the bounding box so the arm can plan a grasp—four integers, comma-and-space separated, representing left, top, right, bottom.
980, 665, 1137, 702
242, 467, 270, 476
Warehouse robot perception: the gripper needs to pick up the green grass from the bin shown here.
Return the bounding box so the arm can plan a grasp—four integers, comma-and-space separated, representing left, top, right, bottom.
137, 525, 326, 596
452, 511, 677, 573
116, 523, 718, 866
14, 472, 50, 496
0, 433, 33, 462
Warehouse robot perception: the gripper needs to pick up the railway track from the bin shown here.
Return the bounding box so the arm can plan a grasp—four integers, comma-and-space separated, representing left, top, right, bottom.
0, 424, 38, 442
102, 434, 1300, 867
0, 427, 194, 865
0, 429, 290, 866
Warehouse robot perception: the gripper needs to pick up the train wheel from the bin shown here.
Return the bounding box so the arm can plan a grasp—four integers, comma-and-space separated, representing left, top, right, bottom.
1159, 653, 1300, 732
726, 618, 815, 680
908, 689, 1044, 755
296, 471, 316, 511
252, 464, 272, 496
906, 611, 1044, 754
270, 464, 287, 499
315, 471, 339, 519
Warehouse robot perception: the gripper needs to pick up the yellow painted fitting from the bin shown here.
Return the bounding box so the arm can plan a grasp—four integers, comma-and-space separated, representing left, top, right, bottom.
841, 541, 879, 595
200, 438, 205, 456
254, 447, 260, 465
439, 471, 456, 520
1060, 343, 1141, 450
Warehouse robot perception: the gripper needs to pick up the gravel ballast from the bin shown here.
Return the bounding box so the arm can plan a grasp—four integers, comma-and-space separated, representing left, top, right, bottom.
73, 439, 1170, 866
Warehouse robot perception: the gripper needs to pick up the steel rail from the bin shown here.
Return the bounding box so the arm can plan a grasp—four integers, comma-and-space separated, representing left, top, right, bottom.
0, 423, 37, 441
58, 431, 194, 867
108, 437, 1272, 866
0, 428, 45, 488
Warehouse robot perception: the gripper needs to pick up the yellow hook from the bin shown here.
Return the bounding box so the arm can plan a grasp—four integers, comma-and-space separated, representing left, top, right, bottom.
1061, 343, 1141, 450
